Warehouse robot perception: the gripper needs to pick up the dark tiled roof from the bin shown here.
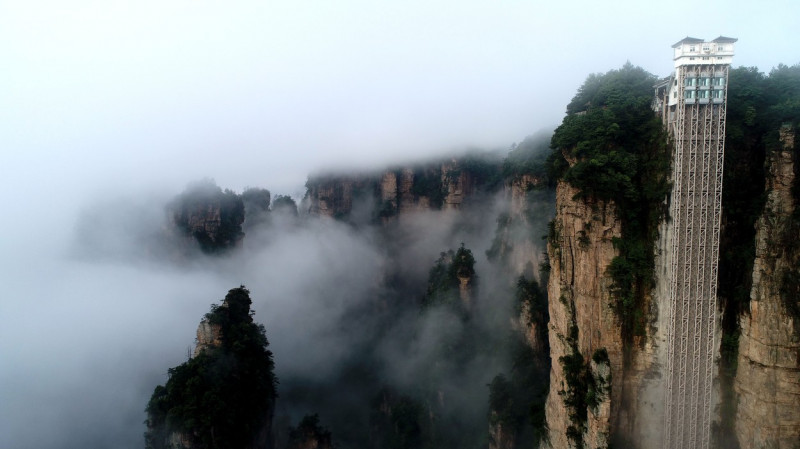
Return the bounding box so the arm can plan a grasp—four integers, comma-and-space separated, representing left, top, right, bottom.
712, 36, 738, 43
672, 37, 704, 48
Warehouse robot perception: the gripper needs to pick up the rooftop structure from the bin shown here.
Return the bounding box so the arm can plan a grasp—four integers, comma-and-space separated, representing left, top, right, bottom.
672, 36, 737, 68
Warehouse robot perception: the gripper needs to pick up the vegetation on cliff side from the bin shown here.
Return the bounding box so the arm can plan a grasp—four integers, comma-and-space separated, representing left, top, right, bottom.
421, 244, 476, 311
502, 133, 551, 182
548, 63, 672, 344
488, 276, 550, 448
145, 287, 277, 449
716, 63, 800, 447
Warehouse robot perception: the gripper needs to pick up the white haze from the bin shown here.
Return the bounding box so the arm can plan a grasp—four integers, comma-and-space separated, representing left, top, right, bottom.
2, 183, 518, 448
1, 0, 798, 448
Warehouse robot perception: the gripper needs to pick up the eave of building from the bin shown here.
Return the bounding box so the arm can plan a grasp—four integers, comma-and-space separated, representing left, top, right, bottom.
672, 36, 704, 48
712, 36, 738, 43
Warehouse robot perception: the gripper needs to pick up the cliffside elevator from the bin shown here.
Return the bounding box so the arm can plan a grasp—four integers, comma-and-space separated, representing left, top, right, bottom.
654, 36, 737, 449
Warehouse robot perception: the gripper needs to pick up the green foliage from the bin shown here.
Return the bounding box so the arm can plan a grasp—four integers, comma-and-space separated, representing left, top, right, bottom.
591, 348, 609, 365
421, 244, 476, 310
547, 219, 560, 249
145, 287, 277, 449
458, 153, 504, 191
717, 65, 800, 445
565, 62, 659, 116
549, 63, 671, 345
488, 276, 550, 448
411, 166, 445, 208
502, 134, 551, 181
558, 347, 589, 448
556, 290, 611, 447
558, 344, 611, 448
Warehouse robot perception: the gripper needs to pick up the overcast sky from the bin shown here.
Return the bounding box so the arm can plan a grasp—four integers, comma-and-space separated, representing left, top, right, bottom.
2, 0, 798, 199
0, 1, 798, 448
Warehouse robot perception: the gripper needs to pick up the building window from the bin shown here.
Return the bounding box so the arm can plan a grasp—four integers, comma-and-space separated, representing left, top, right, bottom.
698, 90, 709, 99
702, 57, 710, 60
702, 45, 710, 51
713, 77, 725, 86
685, 90, 696, 99
690, 57, 696, 61
690, 45, 696, 52
685, 77, 696, 86
699, 78, 710, 86
712, 90, 724, 98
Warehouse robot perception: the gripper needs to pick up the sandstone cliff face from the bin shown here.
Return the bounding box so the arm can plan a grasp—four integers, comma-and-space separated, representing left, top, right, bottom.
441, 160, 474, 211
169, 182, 245, 253
735, 127, 800, 448
193, 319, 222, 357
304, 178, 374, 218
544, 179, 667, 448
304, 160, 484, 220
545, 180, 621, 449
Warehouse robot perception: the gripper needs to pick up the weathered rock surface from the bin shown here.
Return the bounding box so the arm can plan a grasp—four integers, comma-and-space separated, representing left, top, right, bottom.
168, 181, 245, 252
735, 126, 800, 448
193, 319, 222, 357
544, 177, 667, 448
544, 180, 621, 449
303, 159, 491, 220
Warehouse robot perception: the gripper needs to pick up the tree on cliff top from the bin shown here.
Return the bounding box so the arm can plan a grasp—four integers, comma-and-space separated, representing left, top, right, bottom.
145, 287, 277, 449
421, 244, 476, 310
548, 63, 672, 344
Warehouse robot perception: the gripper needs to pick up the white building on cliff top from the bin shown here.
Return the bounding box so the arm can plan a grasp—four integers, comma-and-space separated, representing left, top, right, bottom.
656, 36, 736, 449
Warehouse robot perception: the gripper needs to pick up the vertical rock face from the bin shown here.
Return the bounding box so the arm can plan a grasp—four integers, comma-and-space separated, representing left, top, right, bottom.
397, 168, 422, 213
457, 274, 473, 310
303, 159, 488, 220
169, 181, 245, 253
305, 178, 372, 218
193, 319, 222, 357
544, 179, 667, 448
441, 159, 474, 210
545, 180, 622, 449
735, 127, 800, 448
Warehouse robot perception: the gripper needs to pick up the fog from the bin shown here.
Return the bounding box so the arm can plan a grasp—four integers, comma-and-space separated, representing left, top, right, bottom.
2, 1, 798, 447
0, 176, 535, 448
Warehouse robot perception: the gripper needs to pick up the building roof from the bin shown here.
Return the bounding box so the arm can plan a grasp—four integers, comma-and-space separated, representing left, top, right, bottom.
712, 36, 738, 43
672, 37, 704, 48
